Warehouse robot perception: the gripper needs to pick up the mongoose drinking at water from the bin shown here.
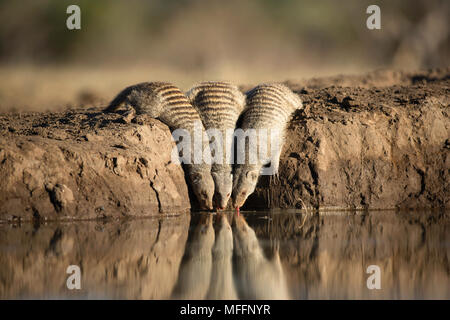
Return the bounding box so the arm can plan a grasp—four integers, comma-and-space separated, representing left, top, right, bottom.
105, 82, 215, 210
187, 81, 246, 210
232, 83, 302, 209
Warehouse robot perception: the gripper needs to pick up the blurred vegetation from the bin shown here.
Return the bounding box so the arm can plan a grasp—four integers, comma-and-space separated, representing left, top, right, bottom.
0, 0, 448, 111
0, 0, 448, 69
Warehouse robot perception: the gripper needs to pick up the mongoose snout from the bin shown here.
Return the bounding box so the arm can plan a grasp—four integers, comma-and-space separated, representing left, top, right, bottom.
211, 171, 232, 209
194, 176, 215, 211
231, 166, 260, 209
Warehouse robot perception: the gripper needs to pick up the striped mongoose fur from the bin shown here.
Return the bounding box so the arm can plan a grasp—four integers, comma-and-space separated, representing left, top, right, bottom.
105, 82, 215, 210
187, 81, 246, 210
231, 83, 302, 209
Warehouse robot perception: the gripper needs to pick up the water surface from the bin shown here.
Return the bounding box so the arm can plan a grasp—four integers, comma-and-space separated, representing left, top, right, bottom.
0, 210, 448, 299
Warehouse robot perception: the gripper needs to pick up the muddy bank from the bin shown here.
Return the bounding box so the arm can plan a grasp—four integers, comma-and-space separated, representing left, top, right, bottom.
0, 69, 449, 220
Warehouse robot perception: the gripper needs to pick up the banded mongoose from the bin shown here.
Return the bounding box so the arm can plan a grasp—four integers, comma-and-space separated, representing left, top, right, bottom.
232, 215, 290, 299
187, 81, 246, 210
231, 83, 302, 209
105, 82, 215, 210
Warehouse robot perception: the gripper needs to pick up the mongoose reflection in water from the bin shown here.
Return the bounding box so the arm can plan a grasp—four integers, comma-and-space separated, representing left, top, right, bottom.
187, 82, 246, 210
232, 83, 302, 209
206, 213, 238, 299
171, 214, 215, 299
105, 82, 215, 210
232, 214, 290, 299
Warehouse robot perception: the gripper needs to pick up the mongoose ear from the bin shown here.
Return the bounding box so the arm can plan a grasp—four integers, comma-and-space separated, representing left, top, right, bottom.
190, 172, 202, 185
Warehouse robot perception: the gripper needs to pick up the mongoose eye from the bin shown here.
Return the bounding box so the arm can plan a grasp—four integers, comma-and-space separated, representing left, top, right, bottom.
191, 173, 201, 183
226, 193, 230, 197
246, 170, 258, 181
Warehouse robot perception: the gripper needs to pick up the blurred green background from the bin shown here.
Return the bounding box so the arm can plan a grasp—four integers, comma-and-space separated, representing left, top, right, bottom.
0, 0, 448, 111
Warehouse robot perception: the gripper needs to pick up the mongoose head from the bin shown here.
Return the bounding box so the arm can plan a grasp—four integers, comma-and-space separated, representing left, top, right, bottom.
231, 164, 261, 209
211, 170, 233, 210
188, 167, 215, 211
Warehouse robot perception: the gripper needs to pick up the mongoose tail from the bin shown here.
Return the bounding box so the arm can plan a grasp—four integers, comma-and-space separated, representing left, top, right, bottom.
232, 83, 302, 209
187, 81, 246, 210
106, 82, 215, 210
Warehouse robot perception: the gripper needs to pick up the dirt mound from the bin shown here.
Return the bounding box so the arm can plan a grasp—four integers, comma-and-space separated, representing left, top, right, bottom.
0, 69, 448, 220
